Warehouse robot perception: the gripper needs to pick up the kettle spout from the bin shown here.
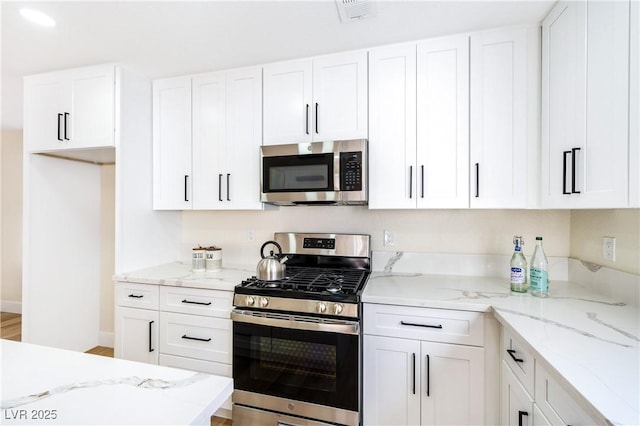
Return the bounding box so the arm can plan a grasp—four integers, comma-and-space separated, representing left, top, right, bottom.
280, 255, 289, 264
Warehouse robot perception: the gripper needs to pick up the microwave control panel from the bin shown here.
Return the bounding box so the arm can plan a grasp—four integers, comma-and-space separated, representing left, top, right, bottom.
340, 152, 363, 191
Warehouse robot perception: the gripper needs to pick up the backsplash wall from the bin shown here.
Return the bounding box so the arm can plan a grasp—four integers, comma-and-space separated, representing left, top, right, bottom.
181, 207, 572, 266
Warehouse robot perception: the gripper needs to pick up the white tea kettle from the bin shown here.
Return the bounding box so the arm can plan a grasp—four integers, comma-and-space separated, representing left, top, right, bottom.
256, 240, 288, 281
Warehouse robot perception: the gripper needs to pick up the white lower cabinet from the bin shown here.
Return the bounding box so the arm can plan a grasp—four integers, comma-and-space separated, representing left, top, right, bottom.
114, 281, 233, 417
363, 304, 485, 426
500, 328, 602, 426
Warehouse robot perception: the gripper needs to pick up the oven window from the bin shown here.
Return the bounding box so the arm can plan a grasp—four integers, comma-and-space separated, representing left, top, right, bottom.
263, 153, 334, 192
233, 321, 358, 411
255, 337, 336, 392
269, 164, 328, 190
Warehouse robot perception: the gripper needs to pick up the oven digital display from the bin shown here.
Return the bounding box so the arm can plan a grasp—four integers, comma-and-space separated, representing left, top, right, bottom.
303, 238, 335, 250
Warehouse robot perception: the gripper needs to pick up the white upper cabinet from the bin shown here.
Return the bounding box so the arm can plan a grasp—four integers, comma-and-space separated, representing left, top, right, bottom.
220, 67, 263, 210
470, 27, 540, 209
369, 36, 469, 210
153, 76, 193, 210
154, 67, 263, 210
263, 51, 367, 145
417, 36, 470, 208
541, 0, 631, 208
24, 64, 116, 153
368, 43, 417, 209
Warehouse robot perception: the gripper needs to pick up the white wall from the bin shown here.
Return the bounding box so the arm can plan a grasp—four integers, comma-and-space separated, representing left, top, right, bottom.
100, 164, 115, 342
570, 209, 640, 275
181, 208, 572, 265
1, 130, 23, 313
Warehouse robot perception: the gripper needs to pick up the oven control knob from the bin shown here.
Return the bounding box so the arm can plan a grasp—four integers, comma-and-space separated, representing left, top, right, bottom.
333, 303, 344, 315
245, 296, 255, 306
260, 297, 269, 307
317, 302, 327, 313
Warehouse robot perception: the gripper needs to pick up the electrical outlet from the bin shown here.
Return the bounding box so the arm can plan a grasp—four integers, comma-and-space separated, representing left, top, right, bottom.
602, 237, 616, 261
247, 230, 255, 242
383, 230, 395, 247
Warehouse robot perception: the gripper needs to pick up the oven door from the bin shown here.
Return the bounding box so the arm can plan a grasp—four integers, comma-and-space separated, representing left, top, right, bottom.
232, 309, 360, 414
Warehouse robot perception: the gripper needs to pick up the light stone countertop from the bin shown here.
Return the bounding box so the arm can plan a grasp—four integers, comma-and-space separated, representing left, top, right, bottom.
113, 261, 255, 292
0, 339, 233, 425
363, 272, 640, 426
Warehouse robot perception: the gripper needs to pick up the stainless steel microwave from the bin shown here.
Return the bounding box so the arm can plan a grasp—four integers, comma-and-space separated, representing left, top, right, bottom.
260, 139, 368, 206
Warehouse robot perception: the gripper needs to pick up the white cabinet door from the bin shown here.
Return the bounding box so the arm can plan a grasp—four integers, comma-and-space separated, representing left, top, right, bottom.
368, 43, 417, 209
501, 362, 534, 426
417, 35, 469, 208
223, 67, 263, 210
24, 65, 115, 153
192, 72, 226, 209
153, 76, 192, 210
24, 75, 68, 152
114, 306, 159, 365
312, 51, 368, 141
420, 341, 484, 426
542, 0, 630, 208
363, 335, 421, 426
470, 27, 540, 209
263, 59, 312, 145
68, 65, 116, 149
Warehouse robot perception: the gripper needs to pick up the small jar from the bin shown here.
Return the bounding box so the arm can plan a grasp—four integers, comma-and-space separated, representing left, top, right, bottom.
192, 247, 206, 272
205, 246, 222, 271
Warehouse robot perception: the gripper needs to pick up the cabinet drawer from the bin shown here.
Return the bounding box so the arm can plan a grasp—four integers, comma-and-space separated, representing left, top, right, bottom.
115, 282, 159, 310
363, 303, 484, 346
160, 286, 232, 318
159, 312, 231, 363
502, 328, 535, 397
535, 362, 601, 426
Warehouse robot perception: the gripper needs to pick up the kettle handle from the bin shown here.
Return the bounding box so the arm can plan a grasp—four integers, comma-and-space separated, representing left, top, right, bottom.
260, 240, 283, 259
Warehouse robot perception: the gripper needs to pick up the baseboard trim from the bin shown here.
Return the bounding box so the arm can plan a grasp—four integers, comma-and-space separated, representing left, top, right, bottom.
99, 331, 114, 348
1, 300, 22, 314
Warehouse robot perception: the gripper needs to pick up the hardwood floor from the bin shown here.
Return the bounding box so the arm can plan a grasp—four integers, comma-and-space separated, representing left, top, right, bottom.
1, 312, 232, 426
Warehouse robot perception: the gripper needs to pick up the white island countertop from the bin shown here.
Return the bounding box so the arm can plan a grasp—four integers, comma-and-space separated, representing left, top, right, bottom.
113, 261, 254, 292
363, 272, 640, 426
0, 339, 233, 425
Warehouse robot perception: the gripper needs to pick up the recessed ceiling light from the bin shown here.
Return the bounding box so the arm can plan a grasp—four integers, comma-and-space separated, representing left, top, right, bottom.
20, 8, 56, 27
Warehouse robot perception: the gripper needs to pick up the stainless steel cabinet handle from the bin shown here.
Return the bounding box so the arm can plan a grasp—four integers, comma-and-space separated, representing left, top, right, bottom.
315, 102, 319, 134
400, 320, 443, 329
305, 104, 310, 135
184, 175, 189, 202
226, 173, 231, 201
421, 165, 425, 199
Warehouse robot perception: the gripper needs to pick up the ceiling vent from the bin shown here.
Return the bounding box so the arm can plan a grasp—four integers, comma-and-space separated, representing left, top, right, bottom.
335, 0, 376, 23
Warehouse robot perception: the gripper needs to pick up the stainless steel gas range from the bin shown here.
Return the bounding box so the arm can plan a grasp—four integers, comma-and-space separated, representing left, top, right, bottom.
231, 232, 371, 426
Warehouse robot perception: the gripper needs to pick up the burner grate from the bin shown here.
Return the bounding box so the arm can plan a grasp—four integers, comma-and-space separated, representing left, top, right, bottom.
243, 267, 367, 295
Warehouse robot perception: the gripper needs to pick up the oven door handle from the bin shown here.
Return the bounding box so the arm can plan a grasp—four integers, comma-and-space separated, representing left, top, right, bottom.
231, 310, 360, 335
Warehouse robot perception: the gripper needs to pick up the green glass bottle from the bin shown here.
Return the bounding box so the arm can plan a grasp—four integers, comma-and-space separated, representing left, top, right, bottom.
529, 237, 549, 297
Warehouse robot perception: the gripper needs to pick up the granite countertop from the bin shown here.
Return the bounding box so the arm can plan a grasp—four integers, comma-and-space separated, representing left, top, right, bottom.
363, 272, 640, 426
113, 261, 255, 292
0, 339, 233, 425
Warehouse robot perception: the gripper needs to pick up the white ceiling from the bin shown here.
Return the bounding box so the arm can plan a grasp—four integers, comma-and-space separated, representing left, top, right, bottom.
1, 0, 555, 130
